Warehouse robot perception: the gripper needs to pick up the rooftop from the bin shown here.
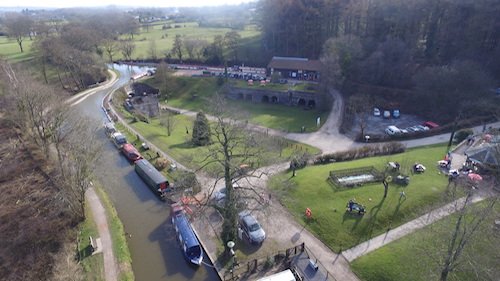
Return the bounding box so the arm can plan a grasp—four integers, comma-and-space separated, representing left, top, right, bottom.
267, 56, 322, 72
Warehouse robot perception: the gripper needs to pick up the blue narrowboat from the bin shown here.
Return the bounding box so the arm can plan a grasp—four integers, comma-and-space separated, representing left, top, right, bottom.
171, 204, 203, 265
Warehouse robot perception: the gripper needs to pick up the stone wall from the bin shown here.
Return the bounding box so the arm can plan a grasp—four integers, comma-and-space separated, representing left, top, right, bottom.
226, 87, 320, 108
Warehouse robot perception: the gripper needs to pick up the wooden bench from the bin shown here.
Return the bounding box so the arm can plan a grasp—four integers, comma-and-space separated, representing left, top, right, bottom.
89, 236, 103, 255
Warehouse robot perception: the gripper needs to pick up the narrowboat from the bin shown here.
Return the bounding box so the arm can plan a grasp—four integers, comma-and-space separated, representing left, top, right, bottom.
134, 159, 170, 199
171, 203, 203, 265
121, 143, 143, 162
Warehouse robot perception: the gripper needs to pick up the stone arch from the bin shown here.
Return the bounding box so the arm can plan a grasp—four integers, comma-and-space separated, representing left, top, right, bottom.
271, 96, 278, 103
237, 93, 244, 100
308, 100, 316, 108
262, 95, 270, 103
298, 98, 306, 106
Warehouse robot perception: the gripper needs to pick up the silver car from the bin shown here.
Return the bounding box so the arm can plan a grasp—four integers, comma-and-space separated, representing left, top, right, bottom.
238, 211, 266, 245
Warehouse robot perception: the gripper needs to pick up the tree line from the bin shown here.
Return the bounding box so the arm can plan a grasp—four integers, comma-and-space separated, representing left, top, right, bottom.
258, 0, 499, 123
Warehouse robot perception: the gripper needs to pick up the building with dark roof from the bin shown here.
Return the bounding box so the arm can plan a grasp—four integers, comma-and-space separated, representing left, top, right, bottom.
267, 56, 322, 81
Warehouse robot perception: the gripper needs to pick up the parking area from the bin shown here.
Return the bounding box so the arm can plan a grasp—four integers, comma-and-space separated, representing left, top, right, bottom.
349, 111, 426, 138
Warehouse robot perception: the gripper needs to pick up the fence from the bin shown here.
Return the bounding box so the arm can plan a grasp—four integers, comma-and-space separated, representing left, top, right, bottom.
223, 243, 306, 281
329, 166, 383, 188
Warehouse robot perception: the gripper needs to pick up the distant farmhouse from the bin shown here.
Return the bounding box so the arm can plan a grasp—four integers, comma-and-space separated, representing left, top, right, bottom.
267, 56, 322, 81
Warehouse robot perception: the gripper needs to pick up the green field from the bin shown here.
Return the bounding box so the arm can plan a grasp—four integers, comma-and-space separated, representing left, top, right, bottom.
112, 99, 319, 172
126, 21, 260, 60
351, 201, 500, 281
0, 36, 34, 62
270, 144, 452, 251
146, 76, 328, 132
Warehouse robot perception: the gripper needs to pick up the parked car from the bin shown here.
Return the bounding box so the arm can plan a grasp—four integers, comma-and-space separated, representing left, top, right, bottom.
400, 128, 409, 134
423, 121, 439, 129
213, 182, 242, 205
392, 109, 400, 118
415, 125, 430, 131
383, 110, 391, 119
385, 125, 401, 135
238, 211, 266, 245
373, 107, 381, 117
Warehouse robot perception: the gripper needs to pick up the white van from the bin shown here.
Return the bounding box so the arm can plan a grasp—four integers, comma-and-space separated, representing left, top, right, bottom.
257, 269, 296, 281
385, 126, 401, 136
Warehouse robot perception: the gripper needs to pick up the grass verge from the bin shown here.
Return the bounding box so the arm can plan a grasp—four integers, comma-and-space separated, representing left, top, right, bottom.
79, 201, 105, 281
93, 183, 135, 281
270, 144, 453, 251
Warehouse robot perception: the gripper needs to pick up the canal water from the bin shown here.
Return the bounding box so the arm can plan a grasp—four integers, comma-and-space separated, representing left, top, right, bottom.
75, 64, 218, 281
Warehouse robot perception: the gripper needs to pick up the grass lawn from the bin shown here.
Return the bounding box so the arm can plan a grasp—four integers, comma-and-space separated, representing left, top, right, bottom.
231, 79, 318, 93
112, 101, 319, 172
351, 201, 500, 281
270, 144, 452, 251
123, 22, 260, 60
0, 36, 34, 62
146, 76, 328, 132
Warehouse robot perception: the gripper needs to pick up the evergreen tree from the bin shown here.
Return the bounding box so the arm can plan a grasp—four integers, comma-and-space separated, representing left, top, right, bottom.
192, 112, 211, 146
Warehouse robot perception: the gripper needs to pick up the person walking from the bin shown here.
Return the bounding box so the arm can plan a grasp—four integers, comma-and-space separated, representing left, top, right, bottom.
399, 190, 406, 200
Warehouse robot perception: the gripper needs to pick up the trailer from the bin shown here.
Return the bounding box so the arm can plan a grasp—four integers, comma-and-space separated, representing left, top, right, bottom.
134, 159, 170, 199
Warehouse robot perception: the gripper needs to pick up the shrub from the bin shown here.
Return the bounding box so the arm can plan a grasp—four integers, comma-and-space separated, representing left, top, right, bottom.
173, 171, 201, 194
314, 142, 406, 164
154, 157, 170, 171
133, 111, 149, 123
454, 128, 473, 144
290, 153, 309, 170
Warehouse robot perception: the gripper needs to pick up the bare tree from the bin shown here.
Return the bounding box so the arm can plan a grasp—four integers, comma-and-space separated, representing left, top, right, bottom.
58, 119, 101, 220
4, 12, 33, 52
3, 65, 59, 156
171, 34, 183, 61
439, 189, 497, 281
120, 40, 136, 61
148, 39, 158, 60
155, 61, 174, 99
199, 94, 268, 243
159, 109, 177, 137
320, 35, 363, 87
184, 37, 197, 60
103, 39, 118, 63
348, 94, 371, 138
223, 30, 241, 62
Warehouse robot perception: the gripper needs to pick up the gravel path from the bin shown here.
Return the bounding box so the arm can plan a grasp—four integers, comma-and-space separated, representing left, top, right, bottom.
86, 187, 118, 281
342, 194, 487, 262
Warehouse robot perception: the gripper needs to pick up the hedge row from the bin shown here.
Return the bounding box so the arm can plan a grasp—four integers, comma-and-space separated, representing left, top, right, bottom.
314, 142, 406, 164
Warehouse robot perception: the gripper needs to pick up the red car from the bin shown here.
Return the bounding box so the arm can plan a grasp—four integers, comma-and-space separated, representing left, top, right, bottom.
121, 143, 143, 162
423, 121, 439, 129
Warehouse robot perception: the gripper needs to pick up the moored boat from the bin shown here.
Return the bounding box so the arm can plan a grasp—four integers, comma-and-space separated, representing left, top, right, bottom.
171, 203, 203, 265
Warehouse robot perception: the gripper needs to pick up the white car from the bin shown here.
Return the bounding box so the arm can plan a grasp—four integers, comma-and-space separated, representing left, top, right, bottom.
385, 125, 401, 135
383, 110, 391, 119
373, 108, 381, 117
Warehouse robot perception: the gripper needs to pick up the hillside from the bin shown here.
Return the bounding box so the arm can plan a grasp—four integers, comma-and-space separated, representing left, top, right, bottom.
0, 118, 76, 281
